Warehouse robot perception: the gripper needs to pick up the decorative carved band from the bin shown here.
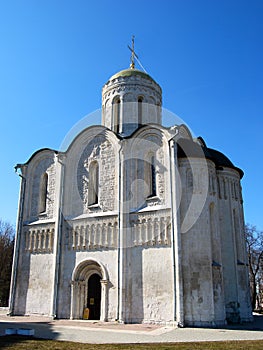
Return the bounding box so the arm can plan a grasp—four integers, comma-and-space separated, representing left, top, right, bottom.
24, 226, 55, 253
131, 213, 171, 247
217, 175, 242, 202
68, 220, 118, 250
67, 212, 171, 250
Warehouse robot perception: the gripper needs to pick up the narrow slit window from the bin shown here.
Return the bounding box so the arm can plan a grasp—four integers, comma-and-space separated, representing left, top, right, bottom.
39, 172, 48, 213
150, 155, 157, 197
138, 97, 143, 125
233, 209, 243, 262
113, 98, 120, 133
145, 154, 157, 198
88, 161, 99, 205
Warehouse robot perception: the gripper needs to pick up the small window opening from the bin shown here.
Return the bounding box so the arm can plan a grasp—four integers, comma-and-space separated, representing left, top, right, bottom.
88, 161, 99, 206
150, 155, 157, 197
138, 97, 143, 125
145, 154, 157, 198
113, 98, 120, 133
39, 172, 48, 213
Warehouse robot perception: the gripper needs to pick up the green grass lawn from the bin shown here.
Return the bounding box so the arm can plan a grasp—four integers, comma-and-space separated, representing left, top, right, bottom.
0, 336, 263, 350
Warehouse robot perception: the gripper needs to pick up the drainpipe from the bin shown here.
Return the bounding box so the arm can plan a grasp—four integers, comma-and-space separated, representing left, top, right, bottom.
50, 153, 65, 318
8, 166, 27, 315
117, 141, 125, 323
169, 137, 184, 327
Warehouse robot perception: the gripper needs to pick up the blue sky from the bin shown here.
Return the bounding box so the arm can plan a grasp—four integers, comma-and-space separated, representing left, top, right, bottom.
0, 0, 262, 230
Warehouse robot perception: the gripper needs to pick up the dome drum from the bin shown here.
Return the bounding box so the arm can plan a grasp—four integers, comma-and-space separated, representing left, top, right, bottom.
102, 68, 162, 136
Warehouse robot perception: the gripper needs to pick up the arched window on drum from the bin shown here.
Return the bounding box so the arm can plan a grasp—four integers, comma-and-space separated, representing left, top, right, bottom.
138, 96, 143, 126
112, 97, 121, 133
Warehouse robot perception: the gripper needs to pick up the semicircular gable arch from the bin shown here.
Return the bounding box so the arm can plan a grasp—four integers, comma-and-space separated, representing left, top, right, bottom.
22, 149, 57, 221
177, 124, 194, 141
24, 149, 57, 180
128, 124, 165, 157
22, 148, 57, 168
64, 126, 120, 177
65, 126, 120, 160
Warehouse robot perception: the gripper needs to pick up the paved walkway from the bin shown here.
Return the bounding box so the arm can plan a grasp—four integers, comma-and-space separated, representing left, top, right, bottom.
0, 313, 263, 344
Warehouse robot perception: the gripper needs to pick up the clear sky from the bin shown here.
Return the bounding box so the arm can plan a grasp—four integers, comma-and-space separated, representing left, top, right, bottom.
0, 0, 262, 230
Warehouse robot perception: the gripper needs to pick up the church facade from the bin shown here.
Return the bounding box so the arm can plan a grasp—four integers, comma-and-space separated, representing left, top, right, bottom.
9, 63, 252, 326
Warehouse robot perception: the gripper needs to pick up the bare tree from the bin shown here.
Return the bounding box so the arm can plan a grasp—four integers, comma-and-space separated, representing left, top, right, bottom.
245, 224, 263, 310
0, 220, 15, 307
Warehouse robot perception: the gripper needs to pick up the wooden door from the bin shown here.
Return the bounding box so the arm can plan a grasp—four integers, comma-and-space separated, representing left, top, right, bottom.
87, 274, 101, 320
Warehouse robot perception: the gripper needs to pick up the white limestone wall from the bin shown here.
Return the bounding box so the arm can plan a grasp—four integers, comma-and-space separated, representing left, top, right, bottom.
128, 246, 174, 324
56, 232, 118, 321
13, 223, 55, 316
25, 254, 54, 315
217, 168, 252, 322
13, 236, 31, 315
181, 211, 216, 326
179, 158, 226, 326
208, 165, 226, 323
142, 246, 174, 323
218, 170, 241, 322
232, 192, 252, 321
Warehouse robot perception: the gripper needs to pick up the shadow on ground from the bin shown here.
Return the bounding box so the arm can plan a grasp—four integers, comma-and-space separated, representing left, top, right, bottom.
0, 320, 60, 347
0, 313, 262, 346
0, 335, 51, 348
222, 314, 263, 332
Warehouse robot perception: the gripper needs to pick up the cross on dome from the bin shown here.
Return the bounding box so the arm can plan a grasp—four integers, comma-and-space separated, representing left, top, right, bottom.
128, 35, 138, 69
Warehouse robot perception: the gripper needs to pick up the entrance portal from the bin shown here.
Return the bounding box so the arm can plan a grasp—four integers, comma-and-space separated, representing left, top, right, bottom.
71, 259, 108, 321
87, 274, 101, 320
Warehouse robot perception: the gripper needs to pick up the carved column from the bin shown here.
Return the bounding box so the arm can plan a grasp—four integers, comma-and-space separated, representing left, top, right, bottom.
43, 230, 47, 251
159, 217, 164, 244
80, 226, 84, 249
72, 228, 76, 249
33, 231, 37, 251
28, 231, 33, 252
154, 218, 159, 245
86, 225, 91, 249
103, 223, 108, 247
37, 230, 42, 251
70, 281, 76, 319
79, 281, 86, 318
90, 224, 95, 249
76, 226, 80, 249
97, 224, 102, 247
100, 279, 109, 321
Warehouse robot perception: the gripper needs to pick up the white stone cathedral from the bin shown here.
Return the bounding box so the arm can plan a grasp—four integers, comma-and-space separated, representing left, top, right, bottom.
9, 58, 252, 326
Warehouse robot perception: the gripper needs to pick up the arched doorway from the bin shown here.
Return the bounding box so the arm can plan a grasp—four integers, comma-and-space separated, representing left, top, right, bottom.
87, 274, 101, 320
70, 259, 109, 321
